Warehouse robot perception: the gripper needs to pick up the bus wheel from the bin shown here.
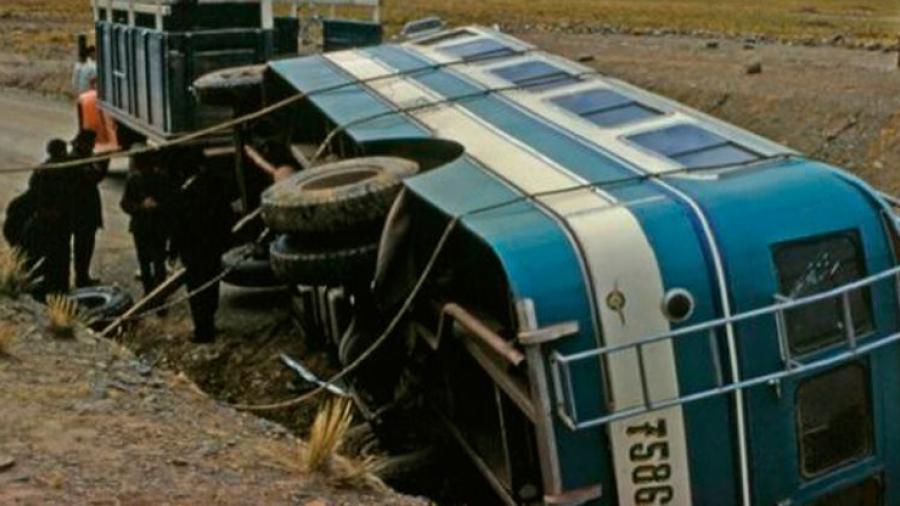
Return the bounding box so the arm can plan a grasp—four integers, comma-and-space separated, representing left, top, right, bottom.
221, 242, 282, 288
269, 235, 378, 287
193, 64, 266, 107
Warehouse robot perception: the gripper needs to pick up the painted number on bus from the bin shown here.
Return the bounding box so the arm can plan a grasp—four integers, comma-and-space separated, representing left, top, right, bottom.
627, 418, 673, 505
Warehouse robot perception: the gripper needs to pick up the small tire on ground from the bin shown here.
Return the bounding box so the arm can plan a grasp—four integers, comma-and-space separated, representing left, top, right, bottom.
69, 286, 133, 330
221, 243, 282, 288
269, 235, 378, 287
261, 157, 419, 237
193, 64, 266, 107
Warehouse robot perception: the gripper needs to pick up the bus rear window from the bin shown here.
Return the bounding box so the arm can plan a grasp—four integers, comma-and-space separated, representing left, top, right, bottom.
796, 363, 873, 477
811, 476, 882, 506
773, 231, 872, 354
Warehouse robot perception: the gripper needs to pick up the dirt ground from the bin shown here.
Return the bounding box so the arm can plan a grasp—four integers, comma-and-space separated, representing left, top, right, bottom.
0, 299, 428, 506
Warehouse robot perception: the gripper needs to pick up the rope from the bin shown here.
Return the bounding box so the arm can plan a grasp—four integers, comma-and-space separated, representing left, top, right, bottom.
308, 70, 602, 164
0, 49, 537, 176
227, 153, 796, 412
231, 216, 460, 412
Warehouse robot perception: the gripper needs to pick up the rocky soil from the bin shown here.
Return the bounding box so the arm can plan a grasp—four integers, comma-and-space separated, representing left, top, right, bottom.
0, 298, 428, 506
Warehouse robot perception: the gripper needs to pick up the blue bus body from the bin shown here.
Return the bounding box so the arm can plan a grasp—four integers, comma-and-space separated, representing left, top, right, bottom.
265, 26, 900, 505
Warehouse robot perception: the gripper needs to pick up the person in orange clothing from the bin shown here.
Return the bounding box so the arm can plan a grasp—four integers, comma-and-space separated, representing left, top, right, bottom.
76, 77, 118, 154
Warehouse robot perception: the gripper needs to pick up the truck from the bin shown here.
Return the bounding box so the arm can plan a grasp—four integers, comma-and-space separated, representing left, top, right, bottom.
95, 4, 900, 504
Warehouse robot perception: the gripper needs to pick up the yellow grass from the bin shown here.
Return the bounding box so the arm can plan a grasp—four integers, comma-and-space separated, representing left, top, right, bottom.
284, 398, 385, 490
305, 398, 354, 473
46, 294, 81, 338
0, 324, 14, 358
0, 0, 896, 95
0, 247, 31, 298
342, 0, 899, 44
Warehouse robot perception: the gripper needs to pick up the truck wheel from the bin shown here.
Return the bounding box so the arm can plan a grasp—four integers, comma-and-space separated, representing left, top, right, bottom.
269, 235, 378, 287
261, 157, 419, 237
70, 286, 133, 330
221, 243, 282, 288
193, 64, 266, 107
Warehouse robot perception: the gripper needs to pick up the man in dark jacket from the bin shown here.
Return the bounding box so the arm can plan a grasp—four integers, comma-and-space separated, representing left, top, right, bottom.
169, 150, 235, 343
69, 129, 107, 287
28, 139, 73, 297
120, 152, 175, 302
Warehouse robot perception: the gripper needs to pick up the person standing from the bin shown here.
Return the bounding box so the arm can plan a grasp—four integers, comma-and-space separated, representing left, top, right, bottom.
28, 139, 74, 298
169, 150, 236, 343
120, 153, 174, 305
72, 46, 97, 97
69, 130, 107, 287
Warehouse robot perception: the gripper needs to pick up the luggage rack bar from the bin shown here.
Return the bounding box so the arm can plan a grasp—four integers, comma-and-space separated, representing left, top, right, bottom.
550, 264, 900, 431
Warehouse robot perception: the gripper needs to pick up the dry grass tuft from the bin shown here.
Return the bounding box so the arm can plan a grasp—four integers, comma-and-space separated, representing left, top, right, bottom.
0, 247, 31, 297
295, 398, 388, 490
305, 398, 355, 474
46, 294, 81, 338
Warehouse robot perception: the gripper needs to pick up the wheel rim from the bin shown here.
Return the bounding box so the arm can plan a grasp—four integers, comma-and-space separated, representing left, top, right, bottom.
76, 295, 109, 310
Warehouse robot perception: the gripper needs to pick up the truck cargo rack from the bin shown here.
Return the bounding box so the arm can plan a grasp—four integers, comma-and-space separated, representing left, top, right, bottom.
549, 262, 900, 431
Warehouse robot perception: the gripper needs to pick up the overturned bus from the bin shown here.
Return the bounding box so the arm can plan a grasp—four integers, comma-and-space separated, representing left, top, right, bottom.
206, 25, 900, 506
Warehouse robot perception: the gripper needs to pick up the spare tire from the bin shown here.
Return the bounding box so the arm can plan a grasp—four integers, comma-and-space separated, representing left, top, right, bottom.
221, 243, 282, 288
261, 157, 419, 237
193, 64, 265, 107
70, 286, 133, 330
269, 235, 378, 287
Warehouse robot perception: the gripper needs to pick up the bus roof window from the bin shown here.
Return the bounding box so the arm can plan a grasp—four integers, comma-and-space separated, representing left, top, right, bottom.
551, 88, 662, 127
628, 123, 761, 169
441, 38, 516, 62
491, 60, 582, 92
417, 29, 476, 46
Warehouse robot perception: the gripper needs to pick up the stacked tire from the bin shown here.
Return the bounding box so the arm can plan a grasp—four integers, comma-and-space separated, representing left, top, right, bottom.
261, 157, 419, 287
221, 242, 282, 288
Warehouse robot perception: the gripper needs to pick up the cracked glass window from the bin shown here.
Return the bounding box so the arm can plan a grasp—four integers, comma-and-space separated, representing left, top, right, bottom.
796, 364, 873, 478
773, 231, 872, 354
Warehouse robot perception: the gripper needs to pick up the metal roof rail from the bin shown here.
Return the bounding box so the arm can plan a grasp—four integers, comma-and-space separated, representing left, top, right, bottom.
550, 263, 900, 431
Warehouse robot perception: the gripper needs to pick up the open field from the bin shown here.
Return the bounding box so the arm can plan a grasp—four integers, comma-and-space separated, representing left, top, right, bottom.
0, 0, 898, 95
388, 0, 900, 44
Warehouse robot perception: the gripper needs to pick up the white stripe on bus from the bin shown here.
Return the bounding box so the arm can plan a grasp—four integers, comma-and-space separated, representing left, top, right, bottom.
325, 49, 693, 505
413, 40, 750, 505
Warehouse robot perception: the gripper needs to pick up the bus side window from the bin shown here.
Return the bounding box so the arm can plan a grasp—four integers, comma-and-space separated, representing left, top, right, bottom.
773, 230, 873, 354
796, 363, 873, 478
811, 475, 882, 506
